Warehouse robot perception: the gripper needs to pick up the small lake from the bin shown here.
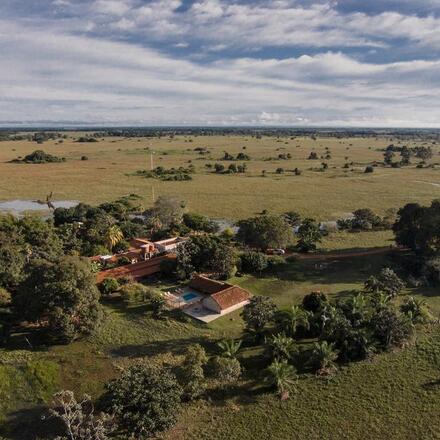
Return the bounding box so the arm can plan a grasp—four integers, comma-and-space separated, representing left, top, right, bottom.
0, 199, 78, 216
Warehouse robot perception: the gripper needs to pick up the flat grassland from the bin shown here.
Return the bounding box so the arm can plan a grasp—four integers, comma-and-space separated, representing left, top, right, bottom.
1, 133, 440, 439
0, 133, 438, 222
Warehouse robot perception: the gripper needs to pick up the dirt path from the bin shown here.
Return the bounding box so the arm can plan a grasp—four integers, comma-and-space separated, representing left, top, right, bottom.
289, 246, 409, 262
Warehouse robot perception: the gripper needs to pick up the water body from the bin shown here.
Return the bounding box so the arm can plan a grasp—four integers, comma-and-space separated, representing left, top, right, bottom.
0, 199, 78, 216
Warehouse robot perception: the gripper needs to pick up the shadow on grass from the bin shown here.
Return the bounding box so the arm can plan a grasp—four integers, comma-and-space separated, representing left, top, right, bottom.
110, 335, 218, 358
422, 379, 440, 390
0, 405, 63, 440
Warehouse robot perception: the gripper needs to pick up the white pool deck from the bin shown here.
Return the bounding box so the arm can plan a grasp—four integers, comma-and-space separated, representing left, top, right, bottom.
183, 300, 250, 323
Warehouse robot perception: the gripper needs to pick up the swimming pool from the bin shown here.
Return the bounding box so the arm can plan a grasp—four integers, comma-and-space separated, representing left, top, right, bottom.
182, 292, 198, 302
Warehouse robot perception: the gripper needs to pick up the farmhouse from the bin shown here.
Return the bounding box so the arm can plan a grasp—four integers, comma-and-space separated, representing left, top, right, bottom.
173, 275, 251, 322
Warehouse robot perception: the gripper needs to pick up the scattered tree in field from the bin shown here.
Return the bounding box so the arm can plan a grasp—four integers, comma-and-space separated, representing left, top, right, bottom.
15, 256, 102, 342
296, 218, 322, 252
265, 359, 297, 400
102, 364, 182, 438
237, 215, 294, 251
50, 390, 113, 440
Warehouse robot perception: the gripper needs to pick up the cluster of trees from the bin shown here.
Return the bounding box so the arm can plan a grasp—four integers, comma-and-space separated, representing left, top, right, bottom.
393, 199, 440, 286
337, 208, 395, 232
211, 162, 247, 174
222, 151, 250, 161
10, 150, 66, 164
135, 165, 195, 181
383, 145, 433, 167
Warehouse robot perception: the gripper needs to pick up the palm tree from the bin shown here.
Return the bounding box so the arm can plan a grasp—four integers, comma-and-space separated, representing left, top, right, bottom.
217, 339, 242, 359
267, 333, 296, 361
282, 305, 312, 337
265, 359, 297, 400
311, 341, 338, 373
104, 225, 124, 252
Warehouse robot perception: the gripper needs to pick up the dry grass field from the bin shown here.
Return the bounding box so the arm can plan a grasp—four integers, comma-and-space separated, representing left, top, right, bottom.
0, 133, 439, 225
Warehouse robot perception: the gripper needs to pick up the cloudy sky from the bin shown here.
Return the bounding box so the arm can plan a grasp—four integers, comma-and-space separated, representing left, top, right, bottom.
1, 0, 440, 127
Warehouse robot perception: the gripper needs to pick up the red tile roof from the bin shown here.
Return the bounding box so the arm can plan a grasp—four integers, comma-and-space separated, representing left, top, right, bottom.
189, 275, 251, 310
96, 254, 176, 283
211, 286, 251, 310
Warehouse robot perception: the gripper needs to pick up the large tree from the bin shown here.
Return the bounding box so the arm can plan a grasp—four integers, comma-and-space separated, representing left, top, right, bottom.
393, 200, 440, 255
237, 215, 294, 250
14, 256, 102, 342
102, 364, 182, 438
176, 235, 236, 279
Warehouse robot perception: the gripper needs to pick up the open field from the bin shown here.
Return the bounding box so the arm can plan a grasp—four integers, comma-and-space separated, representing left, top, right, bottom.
1, 253, 440, 440
0, 133, 439, 224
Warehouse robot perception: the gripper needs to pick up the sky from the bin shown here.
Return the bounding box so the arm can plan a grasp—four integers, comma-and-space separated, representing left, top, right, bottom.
1, 0, 440, 127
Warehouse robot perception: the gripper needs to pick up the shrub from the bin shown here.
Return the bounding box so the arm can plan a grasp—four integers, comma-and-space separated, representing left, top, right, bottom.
119, 282, 152, 303
81, 155, 89, 161
364, 165, 374, 173
99, 277, 120, 296
212, 357, 241, 388
0, 287, 11, 306
240, 251, 269, 274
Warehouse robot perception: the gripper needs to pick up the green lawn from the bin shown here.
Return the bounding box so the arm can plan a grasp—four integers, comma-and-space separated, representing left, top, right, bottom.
1, 252, 439, 439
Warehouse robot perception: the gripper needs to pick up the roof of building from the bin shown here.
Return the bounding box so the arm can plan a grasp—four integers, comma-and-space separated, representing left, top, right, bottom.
188, 275, 228, 294
210, 286, 251, 310
189, 275, 251, 310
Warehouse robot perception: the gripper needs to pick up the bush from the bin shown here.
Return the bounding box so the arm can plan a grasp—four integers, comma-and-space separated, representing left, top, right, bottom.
0, 287, 11, 306
119, 282, 152, 303
99, 277, 120, 296
113, 240, 130, 253
212, 357, 241, 388
240, 251, 269, 274
81, 155, 89, 161
364, 165, 374, 173
102, 363, 182, 438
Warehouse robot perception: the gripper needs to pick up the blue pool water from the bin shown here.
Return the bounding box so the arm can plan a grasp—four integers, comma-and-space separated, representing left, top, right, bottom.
182, 292, 198, 302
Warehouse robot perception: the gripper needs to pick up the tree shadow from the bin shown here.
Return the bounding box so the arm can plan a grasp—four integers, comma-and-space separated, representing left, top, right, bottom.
0, 405, 63, 440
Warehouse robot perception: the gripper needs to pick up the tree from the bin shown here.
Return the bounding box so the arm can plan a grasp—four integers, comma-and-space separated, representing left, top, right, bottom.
400, 296, 431, 324
283, 211, 301, 227
150, 292, 166, 318
50, 390, 113, 440
0, 244, 26, 288
279, 305, 311, 337
237, 215, 294, 251
364, 268, 405, 298
15, 256, 102, 342
265, 359, 297, 400
176, 235, 236, 279
309, 341, 338, 373
99, 277, 120, 296
217, 339, 242, 359
183, 212, 219, 233
370, 308, 413, 349
242, 296, 277, 336
240, 251, 269, 274
296, 218, 322, 252
102, 364, 182, 438
180, 344, 208, 400
145, 196, 185, 230
104, 225, 123, 253
212, 357, 241, 388
267, 333, 295, 361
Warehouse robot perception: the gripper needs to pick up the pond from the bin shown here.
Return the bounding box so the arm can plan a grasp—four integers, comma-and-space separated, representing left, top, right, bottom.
0, 199, 78, 216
